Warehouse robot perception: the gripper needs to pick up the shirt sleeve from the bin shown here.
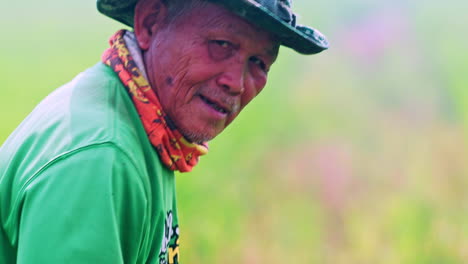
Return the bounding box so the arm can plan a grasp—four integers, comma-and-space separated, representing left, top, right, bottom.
16, 143, 148, 264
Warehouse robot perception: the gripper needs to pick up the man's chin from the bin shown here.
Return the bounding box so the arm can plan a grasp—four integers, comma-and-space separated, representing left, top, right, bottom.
179, 128, 219, 144
173, 114, 228, 143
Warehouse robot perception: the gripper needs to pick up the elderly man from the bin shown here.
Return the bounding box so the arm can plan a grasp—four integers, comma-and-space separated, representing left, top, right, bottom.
0, 0, 328, 263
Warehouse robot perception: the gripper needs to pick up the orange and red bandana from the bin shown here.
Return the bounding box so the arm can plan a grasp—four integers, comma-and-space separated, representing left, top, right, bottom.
102, 30, 208, 172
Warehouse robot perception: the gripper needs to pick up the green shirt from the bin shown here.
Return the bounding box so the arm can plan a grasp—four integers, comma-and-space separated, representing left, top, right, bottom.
0, 63, 180, 263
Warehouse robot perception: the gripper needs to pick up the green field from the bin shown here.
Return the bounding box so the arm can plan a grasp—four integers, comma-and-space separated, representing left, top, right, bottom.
1, 1, 468, 263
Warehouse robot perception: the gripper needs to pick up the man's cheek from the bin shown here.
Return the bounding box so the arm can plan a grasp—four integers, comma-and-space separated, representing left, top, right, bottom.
167, 64, 193, 99
242, 87, 261, 107
255, 77, 267, 93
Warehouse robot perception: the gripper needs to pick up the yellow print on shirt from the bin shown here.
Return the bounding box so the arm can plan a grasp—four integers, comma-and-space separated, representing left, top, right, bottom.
159, 211, 180, 264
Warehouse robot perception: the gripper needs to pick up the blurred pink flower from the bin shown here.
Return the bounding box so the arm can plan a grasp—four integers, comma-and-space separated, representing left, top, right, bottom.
339, 8, 410, 61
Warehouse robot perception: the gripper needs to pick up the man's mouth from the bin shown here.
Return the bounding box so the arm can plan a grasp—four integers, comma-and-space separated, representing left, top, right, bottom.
199, 94, 229, 114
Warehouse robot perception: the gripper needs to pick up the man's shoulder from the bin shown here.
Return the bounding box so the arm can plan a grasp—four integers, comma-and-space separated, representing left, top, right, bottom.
61, 62, 146, 148
0, 63, 155, 182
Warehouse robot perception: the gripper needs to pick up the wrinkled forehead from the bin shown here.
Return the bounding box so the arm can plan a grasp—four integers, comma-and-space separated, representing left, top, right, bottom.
180, 2, 280, 56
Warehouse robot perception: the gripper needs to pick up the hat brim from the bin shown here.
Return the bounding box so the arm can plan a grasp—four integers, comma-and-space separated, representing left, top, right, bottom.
97, 0, 329, 54
97, 0, 137, 27
206, 0, 329, 54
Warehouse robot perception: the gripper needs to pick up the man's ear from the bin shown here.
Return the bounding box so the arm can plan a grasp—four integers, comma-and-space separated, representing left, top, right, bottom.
134, 0, 168, 50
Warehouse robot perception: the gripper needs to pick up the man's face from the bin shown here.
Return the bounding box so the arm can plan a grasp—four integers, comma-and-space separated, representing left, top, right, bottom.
143, 3, 279, 143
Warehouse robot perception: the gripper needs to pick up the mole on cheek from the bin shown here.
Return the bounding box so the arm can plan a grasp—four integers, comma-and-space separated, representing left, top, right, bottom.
166, 76, 173, 86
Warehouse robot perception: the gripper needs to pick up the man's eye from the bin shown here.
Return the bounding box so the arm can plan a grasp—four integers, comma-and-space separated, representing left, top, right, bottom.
208, 40, 234, 60
214, 40, 230, 48
249, 57, 267, 72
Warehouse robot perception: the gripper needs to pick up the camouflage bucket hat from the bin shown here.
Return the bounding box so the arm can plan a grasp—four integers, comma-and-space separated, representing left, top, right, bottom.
97, 0, 329, 54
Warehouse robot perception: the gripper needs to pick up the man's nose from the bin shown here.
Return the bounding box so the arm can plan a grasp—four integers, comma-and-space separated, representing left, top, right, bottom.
216, 61, 246, 95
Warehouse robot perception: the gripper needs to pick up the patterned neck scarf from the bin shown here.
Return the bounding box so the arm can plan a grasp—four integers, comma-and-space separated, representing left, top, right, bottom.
102, 30, 208, 172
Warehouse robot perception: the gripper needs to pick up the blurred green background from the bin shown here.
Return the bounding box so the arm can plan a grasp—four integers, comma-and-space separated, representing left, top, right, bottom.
2, 1, 468, 263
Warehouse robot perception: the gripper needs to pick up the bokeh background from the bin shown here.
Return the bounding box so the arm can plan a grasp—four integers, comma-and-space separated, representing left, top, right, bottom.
2, 0, 468, 263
